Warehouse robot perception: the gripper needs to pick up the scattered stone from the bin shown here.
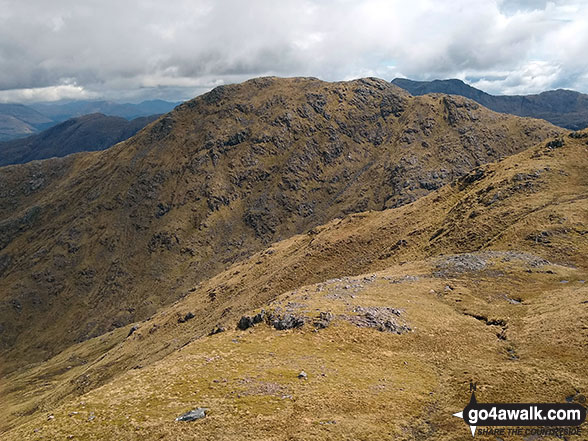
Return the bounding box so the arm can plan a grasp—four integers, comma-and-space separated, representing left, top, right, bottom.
503, 294, 522, 305
87, 412, 95, 422
385, 275, 419, 284
362, 274, 378, 283
175, 408, 208, 422
270, 313, 305, 330
569, 131, 588, 139
126, 325, 139, 338
507, 347, 519, 360
298, 371, 308, 379
434, 251, 550, 277
237, 315, 254, 330
178, 312, 195, 323
252, 310, 266, 324
348, 306, 411, 334
47, 414, 54, 421
209, 325, 226, 335
314, 311, 333, 329
546, 138, 564, 149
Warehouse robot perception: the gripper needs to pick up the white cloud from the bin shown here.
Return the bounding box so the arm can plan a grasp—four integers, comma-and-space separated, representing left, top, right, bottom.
0, 0, 586, 102
470, 61, 562, 94
0, 84, 97, 103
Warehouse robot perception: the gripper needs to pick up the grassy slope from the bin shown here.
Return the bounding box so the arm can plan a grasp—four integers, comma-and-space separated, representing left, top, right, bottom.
0, 77, 563, 375
2, 133, 586, 440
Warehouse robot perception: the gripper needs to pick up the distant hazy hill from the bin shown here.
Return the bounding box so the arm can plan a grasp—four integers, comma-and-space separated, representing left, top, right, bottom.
0, 113, 159, 166
392, 78, 588, 130
0, 103, 54, 141
31, 99, 179, 122
0, 100, 178, 142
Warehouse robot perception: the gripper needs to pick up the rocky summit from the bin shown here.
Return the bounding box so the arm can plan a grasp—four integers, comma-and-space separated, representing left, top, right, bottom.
0, 77, 583, 441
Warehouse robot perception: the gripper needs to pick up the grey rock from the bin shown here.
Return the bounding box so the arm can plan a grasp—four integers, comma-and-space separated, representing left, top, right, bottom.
252, 310, 266, 324
271, 313, 305, 330
209, 325, 225, 335
349, 306, 411, 334
314, 311, 333, 329
237, 315, 254, 330
126, 325, 139, 338
175, 408, 208, 422
178, 312, 195, 323
298, 371, 308, 379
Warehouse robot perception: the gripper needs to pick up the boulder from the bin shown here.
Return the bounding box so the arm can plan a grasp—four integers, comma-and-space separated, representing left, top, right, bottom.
175, 408, 208, 422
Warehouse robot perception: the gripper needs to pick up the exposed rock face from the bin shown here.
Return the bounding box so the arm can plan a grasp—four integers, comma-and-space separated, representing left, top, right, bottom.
0, 76, 563, 371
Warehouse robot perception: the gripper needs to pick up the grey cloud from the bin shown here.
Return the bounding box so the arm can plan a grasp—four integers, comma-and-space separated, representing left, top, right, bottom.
0, 0, 586, 102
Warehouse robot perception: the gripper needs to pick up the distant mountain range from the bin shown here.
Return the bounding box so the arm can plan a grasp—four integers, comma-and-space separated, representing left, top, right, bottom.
0, 99, 178, 141
30, 99, 180, 122
0, 104, 55, 141
392, 78, 588, 130
0, 113, 159, 166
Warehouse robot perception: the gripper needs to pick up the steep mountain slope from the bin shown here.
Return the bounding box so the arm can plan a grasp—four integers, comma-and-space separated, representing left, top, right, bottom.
2, 131, 586, 440
0, 113, 160, 166
392, 78, 588, 130
31, 99, 179, 122
0, 77, 563, 378
0, 103, 55, 141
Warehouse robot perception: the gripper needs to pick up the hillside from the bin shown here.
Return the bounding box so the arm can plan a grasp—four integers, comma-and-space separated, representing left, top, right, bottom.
0, 103, 55, 141
0, 77, 564, 383
392, 78, 588, 130
2, 129, 586, 440
0, 113, 160, 166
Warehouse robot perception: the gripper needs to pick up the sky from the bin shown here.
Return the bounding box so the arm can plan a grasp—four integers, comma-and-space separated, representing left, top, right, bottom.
0, 0, 586, 103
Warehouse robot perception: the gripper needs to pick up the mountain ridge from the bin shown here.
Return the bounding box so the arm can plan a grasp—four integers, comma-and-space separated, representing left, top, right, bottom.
0, 113, 160, 166
0, 103, 55, 141
0, 100, 179, 142
30, 99, 180, 123
392, 77, 588, 130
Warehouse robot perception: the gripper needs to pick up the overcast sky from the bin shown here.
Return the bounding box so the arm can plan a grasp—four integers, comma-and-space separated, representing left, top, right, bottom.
0, 0, 586, 103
